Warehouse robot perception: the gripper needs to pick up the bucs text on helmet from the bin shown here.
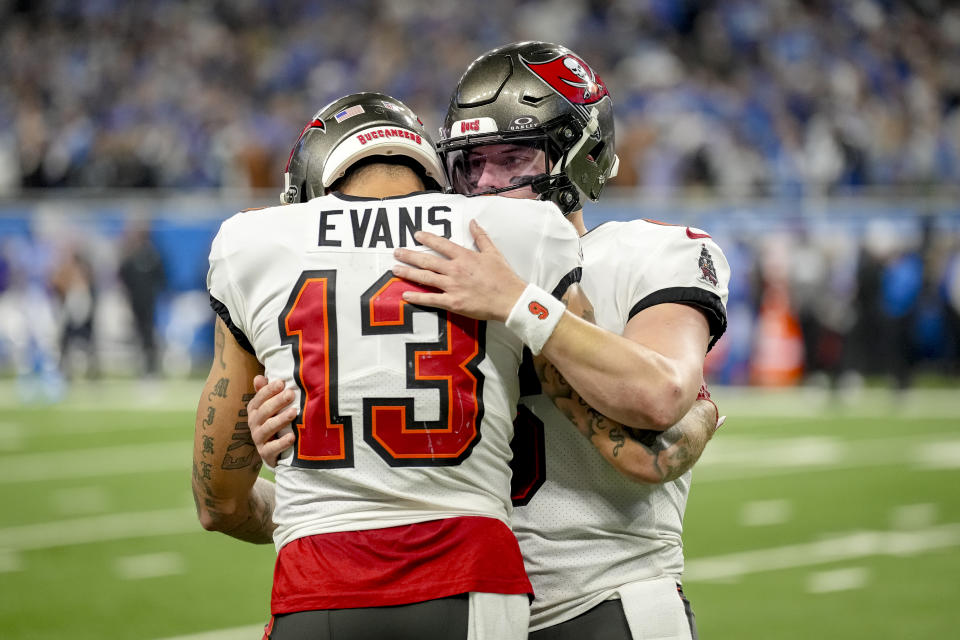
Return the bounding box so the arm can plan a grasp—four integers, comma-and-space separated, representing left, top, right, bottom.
438, 41, 619, 215
281, 92, 447, 204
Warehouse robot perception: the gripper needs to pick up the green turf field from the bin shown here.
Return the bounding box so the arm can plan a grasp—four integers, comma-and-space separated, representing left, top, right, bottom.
0, 380, 957, 639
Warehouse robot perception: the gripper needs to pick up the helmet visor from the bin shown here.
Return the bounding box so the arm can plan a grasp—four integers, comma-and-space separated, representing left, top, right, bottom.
444, 141, 550, 198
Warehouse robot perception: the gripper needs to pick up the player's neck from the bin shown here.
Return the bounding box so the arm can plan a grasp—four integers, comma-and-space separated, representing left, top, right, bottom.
340, 174, 425, 199
567, 209, 587, 236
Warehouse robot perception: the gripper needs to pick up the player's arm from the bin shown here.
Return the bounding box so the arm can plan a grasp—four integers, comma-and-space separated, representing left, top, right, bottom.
538, 354, 721, 483
192, 316, 276, 544
393, 221, 708, 430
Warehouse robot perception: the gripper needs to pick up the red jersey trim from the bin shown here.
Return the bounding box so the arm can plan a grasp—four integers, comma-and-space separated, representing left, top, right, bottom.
271, 516, 531, 613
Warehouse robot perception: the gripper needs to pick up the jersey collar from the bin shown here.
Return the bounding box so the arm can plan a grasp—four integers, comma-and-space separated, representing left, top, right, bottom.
330, 190, 441, 202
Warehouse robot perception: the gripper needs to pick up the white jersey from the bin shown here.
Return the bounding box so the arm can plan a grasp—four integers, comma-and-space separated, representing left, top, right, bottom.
207, 191, 581, 551
511, 219, 730, 630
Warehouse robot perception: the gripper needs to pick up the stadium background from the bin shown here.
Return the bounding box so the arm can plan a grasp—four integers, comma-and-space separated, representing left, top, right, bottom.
1, 1, 958, 638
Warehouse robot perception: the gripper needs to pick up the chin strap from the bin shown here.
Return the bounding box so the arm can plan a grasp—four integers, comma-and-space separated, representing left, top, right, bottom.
280, 172, 299, 204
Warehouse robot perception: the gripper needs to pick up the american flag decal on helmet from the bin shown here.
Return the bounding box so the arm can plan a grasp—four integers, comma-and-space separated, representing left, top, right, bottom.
335, 105, 365, 122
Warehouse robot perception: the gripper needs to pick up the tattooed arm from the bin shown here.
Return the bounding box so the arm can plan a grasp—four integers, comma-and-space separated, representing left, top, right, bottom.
192, 316, 276, 543
536, 355, 719, 484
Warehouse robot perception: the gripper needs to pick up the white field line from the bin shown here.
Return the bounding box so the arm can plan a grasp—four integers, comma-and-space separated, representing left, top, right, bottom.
806, 567, 870, 593
0, 379, 202, 412
692, 434, 960, 482
740, 499, 793, 527
114, 551, 187, 580
684, 523, 960, 582
0, 507, 199, 550
0, 441, 189, 483
156, 625, 266, 640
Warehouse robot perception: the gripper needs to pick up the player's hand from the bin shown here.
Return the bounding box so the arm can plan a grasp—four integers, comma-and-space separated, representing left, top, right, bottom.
392, 219, 527, 322
247, 375, 297, 468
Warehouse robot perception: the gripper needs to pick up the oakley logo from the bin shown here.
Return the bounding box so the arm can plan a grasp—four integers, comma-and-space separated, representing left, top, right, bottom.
509, 116, 540, 131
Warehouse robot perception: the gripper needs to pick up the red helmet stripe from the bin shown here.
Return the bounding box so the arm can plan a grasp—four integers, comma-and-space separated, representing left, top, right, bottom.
285, 119, 325, 172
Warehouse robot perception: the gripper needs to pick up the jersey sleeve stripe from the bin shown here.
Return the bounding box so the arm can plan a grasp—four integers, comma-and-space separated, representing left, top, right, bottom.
550, 266, 582, 300
627, 286, 728, 351
209, 294, 257, 356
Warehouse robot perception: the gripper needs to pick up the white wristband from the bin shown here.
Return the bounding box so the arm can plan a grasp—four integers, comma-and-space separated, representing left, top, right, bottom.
505, 284, 566, 355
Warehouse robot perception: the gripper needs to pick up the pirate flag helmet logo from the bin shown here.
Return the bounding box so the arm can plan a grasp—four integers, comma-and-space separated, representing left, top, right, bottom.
521, 53, 611, 107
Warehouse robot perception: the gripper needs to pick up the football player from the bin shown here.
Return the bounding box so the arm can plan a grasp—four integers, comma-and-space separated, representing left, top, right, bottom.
393, 42, 730, 639
192, 92, 585, 640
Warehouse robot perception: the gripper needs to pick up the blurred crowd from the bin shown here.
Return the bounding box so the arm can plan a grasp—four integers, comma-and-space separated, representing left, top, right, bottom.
2, 0, 960, 196
2, 0, 959, 397
705, 209, 960, 390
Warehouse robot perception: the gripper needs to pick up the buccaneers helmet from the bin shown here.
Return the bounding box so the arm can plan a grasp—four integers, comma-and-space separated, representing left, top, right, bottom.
438, 41, 619, 214
281, 92, 447, 204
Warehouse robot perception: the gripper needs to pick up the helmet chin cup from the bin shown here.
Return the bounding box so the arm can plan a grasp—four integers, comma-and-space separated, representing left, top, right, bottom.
528, 173, 578, 215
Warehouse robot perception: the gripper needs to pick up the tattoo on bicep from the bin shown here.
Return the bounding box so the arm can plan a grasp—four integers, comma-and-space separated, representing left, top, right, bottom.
202, 406, 215, 428
202, 435, 214, 456
208, 378, 229, 401
215, 322, 226, 369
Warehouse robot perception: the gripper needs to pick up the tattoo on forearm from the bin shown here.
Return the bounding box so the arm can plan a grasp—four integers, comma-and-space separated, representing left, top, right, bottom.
221, 394, 260, 471
202, 435, 214, 456
535, 354, 717, 484
202, 406, 215, 428
608, 427, 626, 457
219, 480, 276, 544
208, 378, 229, 401
191, 459, 216, 513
